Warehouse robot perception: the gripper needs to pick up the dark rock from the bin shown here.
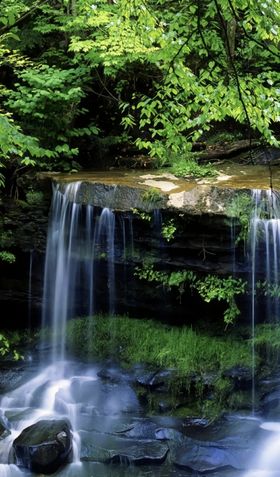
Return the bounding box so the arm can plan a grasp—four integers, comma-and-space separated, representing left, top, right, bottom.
136, 369, 176, 390
107, 442, 169, 465
114, 420, 158, 439
12, 419, 72, 474
158, 400, 173, 413
222, 366, 252, 390
0, 365, 34, 394
173, 441, 252, 472
79, 424, 169, 466
261, 386, 280, 418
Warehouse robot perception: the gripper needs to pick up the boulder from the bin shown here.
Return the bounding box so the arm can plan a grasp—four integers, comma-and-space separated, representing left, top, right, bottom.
12, 419, 72, 474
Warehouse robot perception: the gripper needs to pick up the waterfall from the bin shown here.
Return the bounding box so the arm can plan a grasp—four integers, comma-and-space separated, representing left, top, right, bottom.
42, 182, 118, 363
250, 189, 280, 410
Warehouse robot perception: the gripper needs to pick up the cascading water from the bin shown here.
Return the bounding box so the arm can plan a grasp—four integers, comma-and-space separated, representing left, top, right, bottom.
42, 183, 117, 363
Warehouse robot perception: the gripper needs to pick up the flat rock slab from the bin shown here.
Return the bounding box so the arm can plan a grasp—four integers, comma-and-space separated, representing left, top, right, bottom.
42, 164, 280, 214
108, 442, 169, 465
79, 429, 169, 465
173, 442, 253, 473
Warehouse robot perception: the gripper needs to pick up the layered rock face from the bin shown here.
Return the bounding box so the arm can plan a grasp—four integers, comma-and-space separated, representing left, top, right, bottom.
1, 165, 276, 326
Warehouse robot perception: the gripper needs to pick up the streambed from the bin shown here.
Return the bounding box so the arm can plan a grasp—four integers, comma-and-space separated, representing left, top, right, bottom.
0, 357, 279, 477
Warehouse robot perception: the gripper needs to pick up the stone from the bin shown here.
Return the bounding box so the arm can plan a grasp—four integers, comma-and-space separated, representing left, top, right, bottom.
12, 419, 72, 474
107, 442, 169, 465
261, 386, 280, 418
173, 441, 252, 472
222, 366, 252, 390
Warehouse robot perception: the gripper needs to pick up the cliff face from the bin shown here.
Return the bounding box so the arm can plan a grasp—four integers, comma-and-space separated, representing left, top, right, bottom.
1, 165, 276, 328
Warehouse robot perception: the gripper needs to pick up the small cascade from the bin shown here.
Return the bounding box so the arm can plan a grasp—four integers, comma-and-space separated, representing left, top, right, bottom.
250, 189, 280, 325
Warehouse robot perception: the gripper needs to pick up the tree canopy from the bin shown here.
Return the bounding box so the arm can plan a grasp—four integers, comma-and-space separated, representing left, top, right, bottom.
0, 0, 279, 177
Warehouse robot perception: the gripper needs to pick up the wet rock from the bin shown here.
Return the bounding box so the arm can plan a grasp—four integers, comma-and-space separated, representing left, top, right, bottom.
0, 364, 34, 394
12, 419, 72, 474
80, 424, 169, 466
173, 441, 252, 472
222, 366, 252, 390
261, 386, 280, 418
114, 420, 159, 439
107, 442, 169, 465
135, 369, 176, 390
0, 416, 10, 440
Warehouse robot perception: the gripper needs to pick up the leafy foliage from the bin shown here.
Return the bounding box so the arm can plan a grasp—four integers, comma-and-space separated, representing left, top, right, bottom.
162, 219, 176, 242
135, 264, 246, 325
0, 0, 279, 181
0, 251, 15, 263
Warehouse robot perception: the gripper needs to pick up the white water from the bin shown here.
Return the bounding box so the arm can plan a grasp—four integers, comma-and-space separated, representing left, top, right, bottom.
42, 183, 118, 363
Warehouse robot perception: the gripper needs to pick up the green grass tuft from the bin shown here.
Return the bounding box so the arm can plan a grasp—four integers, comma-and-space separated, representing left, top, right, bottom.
66, 314, 252, 374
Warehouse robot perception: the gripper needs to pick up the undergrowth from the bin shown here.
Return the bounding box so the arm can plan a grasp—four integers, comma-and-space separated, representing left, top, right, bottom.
66, 314, 252, 373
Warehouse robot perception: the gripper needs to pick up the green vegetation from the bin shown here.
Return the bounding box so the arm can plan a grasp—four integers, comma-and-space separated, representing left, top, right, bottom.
0, 332, 22, 360
0, 251, 15, 263
141, 188, 162, 204
170, 156, 217, 179
135, 264, 246, 325
131, 208, 152, 222
67, 315, 252, 371
254, 324, 280, 351
162, 219, 176, 242
0, 0, 279, 186
226, 193, 253, 244
256, 280, 280, 298
25, 190, 44, 206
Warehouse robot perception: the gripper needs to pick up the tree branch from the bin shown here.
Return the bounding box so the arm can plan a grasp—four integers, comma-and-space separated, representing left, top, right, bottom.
213, 0, 254, 163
